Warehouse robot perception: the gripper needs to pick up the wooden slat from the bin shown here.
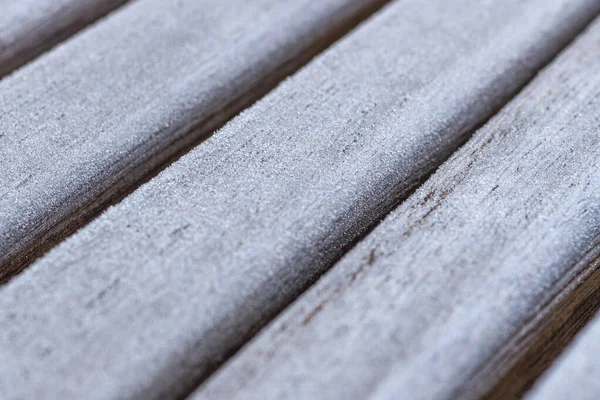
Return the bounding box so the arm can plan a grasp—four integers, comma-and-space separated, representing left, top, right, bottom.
0, 0, 128, 78
526, 311, 600, 400
0, 0, 389, 280
1, 1, 598, 399
196, 17, 600, 400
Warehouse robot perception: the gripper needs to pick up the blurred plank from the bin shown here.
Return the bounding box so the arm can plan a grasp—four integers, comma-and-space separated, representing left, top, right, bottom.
0, 0, 128, 78
0, 0, 389, 280
526, 310, 600, 400
196, 17, 600, 400
1, 1, 599, 399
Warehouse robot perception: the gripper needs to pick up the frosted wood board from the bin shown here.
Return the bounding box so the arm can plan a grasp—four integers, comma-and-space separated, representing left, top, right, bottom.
526, 312, 600, 400
1, 1, 599, 400
0, 0, 128, 78
0, 0, 388, 280
196, 17, 600, 400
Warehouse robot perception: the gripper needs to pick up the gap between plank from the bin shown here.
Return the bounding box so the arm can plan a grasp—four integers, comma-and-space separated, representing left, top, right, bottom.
0, 0, 131, 79
480, 242, 600, 399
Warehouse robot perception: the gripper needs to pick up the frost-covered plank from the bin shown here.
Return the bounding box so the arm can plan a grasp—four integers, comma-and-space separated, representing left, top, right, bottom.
196, 17, 600, 400
0, 0, 128, 78
527, 308, 600, 400
0, 0, 388, 280
1, 1, 599, 400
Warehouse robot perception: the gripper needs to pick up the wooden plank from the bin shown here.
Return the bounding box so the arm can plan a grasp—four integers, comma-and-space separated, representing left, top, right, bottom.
195, 17, 600, 400
0, 0, 389, 280
1, 1, 598, 399
526, 311, 600, 400
0, 0, 128, 78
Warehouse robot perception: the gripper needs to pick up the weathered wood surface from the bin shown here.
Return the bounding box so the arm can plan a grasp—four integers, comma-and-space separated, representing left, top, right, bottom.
526, 311, 600, 400
0, 0, 388, 281
196, 17, 600, 400
0, 0, 128, 78
1, 1, 598, 399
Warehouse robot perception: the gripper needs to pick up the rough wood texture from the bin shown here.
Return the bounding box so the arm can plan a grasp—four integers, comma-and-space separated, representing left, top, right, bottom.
1, 1, 598, 399
0, 0, 389, 280
196, 17, 600, 400
526, 309, 600, 399
0, 0, 128, 78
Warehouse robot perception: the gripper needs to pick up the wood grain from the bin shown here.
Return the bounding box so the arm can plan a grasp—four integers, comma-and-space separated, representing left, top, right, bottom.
0, 0, 389, 280
0, 1, 598, 399
196, 16, 600, 400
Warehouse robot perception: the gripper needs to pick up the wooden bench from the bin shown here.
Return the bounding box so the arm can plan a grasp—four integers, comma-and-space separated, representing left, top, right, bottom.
1, 0, 599, 399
